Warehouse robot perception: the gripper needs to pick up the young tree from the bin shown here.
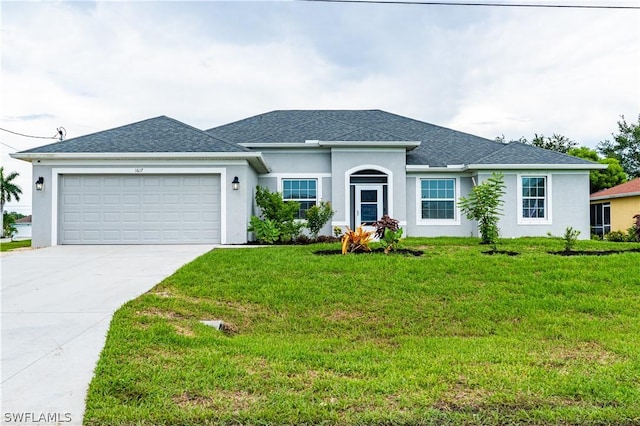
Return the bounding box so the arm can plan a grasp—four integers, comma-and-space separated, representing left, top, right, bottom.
459, 173, 506, 250
597, 115, 640, 178
0, 167, 22, 238
305, 201, 334, 240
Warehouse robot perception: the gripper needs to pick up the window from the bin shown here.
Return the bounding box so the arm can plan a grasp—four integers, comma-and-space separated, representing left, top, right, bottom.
421, 179, 455, 219
282, 179, 317, 219
590, 202, 610, 237
521, 176, 547, 219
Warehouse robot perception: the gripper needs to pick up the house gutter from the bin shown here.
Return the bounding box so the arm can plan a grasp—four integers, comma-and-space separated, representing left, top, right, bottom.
240, 141, 422, 151
10, 152, 272, 173
407, 163, 607, 172
466, 163, 608, 170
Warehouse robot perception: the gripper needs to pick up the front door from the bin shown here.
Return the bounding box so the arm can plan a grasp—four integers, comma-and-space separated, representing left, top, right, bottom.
355, 185, 383, 229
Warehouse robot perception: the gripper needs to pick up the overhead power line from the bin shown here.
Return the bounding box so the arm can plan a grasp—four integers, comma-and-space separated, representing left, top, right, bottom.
0, 140, 20, 151
0, 126, 66, 141
298, 0, 640, 9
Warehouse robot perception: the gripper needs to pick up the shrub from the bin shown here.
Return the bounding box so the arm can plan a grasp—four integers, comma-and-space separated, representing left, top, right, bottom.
459, 173, 506, 251
247, 216, 280, 244
628, 225, 640, 242
2, 212, 17, 239
251, 186, 304, 243
373, 214, 399, 239
341, 226, 374, 254
373, 215, 403, 254
562, 226, 581, 252
605, 231, 627, 242
305, 201, 335, 240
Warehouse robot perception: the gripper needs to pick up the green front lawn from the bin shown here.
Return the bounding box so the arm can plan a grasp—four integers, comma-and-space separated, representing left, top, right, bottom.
0, 239, 31, 252
85, 238, 640, 425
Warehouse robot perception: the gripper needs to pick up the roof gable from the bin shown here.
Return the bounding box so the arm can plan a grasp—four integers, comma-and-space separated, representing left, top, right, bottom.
20, 116, 249, 154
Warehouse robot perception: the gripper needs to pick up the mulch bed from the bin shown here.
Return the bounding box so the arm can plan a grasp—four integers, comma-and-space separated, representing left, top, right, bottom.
482, 250, 520, 256
314, 247, 424, 256
549, 248, 640, 256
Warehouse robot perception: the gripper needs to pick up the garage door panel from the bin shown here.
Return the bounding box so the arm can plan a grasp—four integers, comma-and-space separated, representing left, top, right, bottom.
103, 177, 122, 187
122, 194, 141, 205
143, 177, 161, 186
182, 194, 201, 205
163, 177, 180, 186
145, 194, 162, 203
83, 230, 101, 241
103, 230, 121, 241
120, 230, 140, 242
103, 212, 120, 222
83, 177, 101, 187
123, 177, 141, 187
60, 174, 221, 244
122, 212, 141, 223
84, 212, 100, 223
83, 195, 100, 205
103, 194, 120, 204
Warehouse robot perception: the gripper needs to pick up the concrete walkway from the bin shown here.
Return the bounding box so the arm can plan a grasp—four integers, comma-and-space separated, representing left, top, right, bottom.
1, 245, 215, 425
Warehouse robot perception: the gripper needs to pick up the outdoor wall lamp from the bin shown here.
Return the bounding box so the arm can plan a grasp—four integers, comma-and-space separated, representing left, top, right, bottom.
35, 176, 44, 191
232, 176, 240, 190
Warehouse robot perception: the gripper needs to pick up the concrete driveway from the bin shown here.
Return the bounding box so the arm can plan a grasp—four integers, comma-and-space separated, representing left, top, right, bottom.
1, 245, 215, 425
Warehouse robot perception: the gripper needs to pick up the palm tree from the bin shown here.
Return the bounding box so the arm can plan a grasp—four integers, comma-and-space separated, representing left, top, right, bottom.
1, 167, 23, 238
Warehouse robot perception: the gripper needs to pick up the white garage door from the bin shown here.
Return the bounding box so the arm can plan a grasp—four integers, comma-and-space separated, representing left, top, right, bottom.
59, 174, 221, 244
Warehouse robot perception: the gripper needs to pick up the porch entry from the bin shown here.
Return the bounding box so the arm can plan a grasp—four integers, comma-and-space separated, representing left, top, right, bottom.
349, 169, 388, 229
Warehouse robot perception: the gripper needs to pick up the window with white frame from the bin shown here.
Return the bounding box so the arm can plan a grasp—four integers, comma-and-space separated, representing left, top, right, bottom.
282, 179, 317, 219
521, 176, 547, 219
421, 178, 456, 220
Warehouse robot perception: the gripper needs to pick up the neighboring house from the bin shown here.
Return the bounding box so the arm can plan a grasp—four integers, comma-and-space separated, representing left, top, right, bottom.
11, 110, 604, 247
590, 178, 640, 236
15, 215, 32, 224
12, 215, 32, 240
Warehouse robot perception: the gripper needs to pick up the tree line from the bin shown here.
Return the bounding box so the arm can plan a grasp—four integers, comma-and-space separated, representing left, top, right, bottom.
496, 114, 640, 192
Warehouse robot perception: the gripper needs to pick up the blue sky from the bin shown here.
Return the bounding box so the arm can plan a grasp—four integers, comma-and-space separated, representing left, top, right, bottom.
1, 0, 639, 214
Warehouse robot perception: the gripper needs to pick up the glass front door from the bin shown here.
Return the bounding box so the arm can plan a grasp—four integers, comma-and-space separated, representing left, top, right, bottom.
355, 185, 383, 228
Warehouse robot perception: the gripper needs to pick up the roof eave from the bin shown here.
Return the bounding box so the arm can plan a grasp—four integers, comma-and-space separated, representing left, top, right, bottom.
406, 165, 467, 172
240, 141, 422, 151
10, 152, 272, 173
467, 163, 607, 170
319, 141, 421, 151
591, 192, 640, 201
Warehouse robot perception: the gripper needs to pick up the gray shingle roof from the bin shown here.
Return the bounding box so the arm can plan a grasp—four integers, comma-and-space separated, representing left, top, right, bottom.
20, 116, 249, 154
472, 142, 595, 165
19, 110, 600, 169
208, 109, 595, 167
